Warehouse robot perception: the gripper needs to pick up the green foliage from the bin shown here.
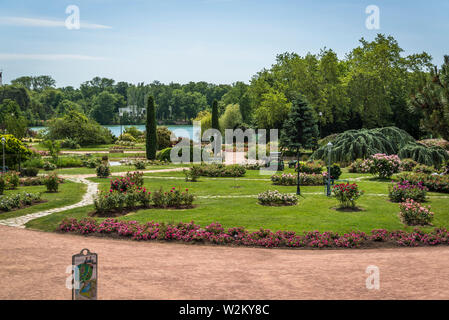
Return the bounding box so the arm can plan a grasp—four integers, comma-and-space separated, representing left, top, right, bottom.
0, 134, 32, 167
43, 140, 60, 161
280, 95, 318, 153
311, 127, 414, 163
60, 138, 80, 149
410, 55, 449, 140
45, 110, 114, 146
156, 147, 172, 162
43, 173, 60, 192
123, 126, 143, 140
19, 167, 40, 177
398, 142, 448, 168
96, 163, 110, 178
146, 95, 157, 160
118, 133, 136, 142
219, 104, 242, 131
157, 127, 172, 150
330, 163, 342, 180
212, 99, 219, 131
0, 192, 42, 212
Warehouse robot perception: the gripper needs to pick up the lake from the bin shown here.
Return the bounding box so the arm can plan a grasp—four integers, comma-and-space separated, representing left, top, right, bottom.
30, 124, 196, 140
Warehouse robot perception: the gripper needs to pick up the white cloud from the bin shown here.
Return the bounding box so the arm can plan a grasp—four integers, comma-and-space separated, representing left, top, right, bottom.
0, 16, 111, 29
0, 53, 106, 61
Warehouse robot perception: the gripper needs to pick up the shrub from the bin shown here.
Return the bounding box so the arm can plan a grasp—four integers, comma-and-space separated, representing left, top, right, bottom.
365, 154, 401, 179
401, 159, 418, 172
271, 173, 323, 186
187, 164, 246, 178
133, 160, 146, 170
19, 167, 39, 177
413, 164, 436, 174
0, 176, 5, 195
60, 138, 80, 149
43, 173, 60, 192
399, 199, 434, 226
22, 157, 44, 169
296, 161, 323, 174
82, 157, 101, 168
93, 186, 194, 213
348, 158, 370, 173
156, 147, 172, 162
397, 172, 449, 193
45, 110, 114, 146
244, 163, 261, 170
3, 171, 19, 190
184, 166, 201, 182
332, 183, 364, 208
0, 192, 42, 212
388, 180, 428, 202
43, 161, 57, 171
96, 164, 110, 178
329, 163, 342, 180
258, 190, 298, 206
54, 156, 83, 168
151, 187, 194, 208
157, 127, 173, 150
119, 133, 136, 142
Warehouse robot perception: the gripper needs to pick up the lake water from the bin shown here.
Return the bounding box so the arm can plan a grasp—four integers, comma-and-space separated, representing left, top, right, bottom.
30, 124, 196, 140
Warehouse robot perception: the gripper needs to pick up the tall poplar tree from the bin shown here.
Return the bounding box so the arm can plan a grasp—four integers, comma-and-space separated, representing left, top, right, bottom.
146, 95, 157, 160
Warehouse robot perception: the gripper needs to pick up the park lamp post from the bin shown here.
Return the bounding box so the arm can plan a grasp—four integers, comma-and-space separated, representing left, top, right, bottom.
296, 149, 301, 196
1, 137, 5, 173
326, 142, 333, 196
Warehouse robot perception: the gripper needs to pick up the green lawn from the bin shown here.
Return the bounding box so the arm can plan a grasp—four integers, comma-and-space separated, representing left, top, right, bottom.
26, 169, 449, 234
0, 181, 86, 220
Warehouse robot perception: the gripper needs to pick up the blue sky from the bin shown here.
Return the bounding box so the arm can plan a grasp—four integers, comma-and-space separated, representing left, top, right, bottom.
0, 0, 448, 87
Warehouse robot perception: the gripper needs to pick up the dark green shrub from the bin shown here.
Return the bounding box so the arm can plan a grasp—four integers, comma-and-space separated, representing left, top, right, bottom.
156, 147, 172, 162
96, 164, 110, 178
146, 95, 157, 160
157, 127, 172, 150
0, 176, 5, 195
44, 173, 60, 192
20, 167, 39, 177
329, 163, 342, 180
60, 138, 80, 149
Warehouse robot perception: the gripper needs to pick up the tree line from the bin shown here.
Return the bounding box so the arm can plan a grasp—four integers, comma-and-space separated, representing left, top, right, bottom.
1, 33, 447, 141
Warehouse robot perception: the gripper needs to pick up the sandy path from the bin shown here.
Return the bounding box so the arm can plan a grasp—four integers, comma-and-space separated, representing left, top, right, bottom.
1, 225, 449, 300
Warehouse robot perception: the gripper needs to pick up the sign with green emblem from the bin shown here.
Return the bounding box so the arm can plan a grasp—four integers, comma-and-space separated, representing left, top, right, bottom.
72, 248, 98, 300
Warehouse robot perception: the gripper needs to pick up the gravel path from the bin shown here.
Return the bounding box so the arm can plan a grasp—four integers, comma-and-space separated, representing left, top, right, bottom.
0, 178, 98, 228
0, 168, 185, 228
1, 225, 449, 300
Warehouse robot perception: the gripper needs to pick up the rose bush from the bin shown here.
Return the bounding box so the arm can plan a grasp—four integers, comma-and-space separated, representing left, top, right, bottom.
258, 190, 298, 206
399, 199, 434, 226
388, 180, 427, 202
332, 183, 364, 208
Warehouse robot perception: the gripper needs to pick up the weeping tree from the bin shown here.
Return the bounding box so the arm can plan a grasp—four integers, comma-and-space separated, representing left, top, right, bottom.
398, 143, 448, 168
311, 127, 414, 163
146, 95, 157, 160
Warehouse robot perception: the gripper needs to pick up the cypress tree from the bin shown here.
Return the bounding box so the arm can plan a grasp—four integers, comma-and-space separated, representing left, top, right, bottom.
146, 95, 157, 160
211, 99, 219, 131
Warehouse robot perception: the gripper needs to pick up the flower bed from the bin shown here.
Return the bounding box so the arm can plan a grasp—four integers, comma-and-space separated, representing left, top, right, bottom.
19, 176, 65, 186
332, 183, 364, 208
296, 161, 323, 174
0, 192, 42, 212
258, 190, 298, 206
397, 172, 449, 193
93, 186, 195, 216
189, 164, 246, 177
365, 153, 401, 179
271, 173, 323, 186
58, 218, 449, 249
399, 199, 434, 226
388, 180, 427, 202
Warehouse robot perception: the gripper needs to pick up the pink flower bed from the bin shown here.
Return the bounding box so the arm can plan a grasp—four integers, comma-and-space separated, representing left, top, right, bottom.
58, 218, 449, 248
